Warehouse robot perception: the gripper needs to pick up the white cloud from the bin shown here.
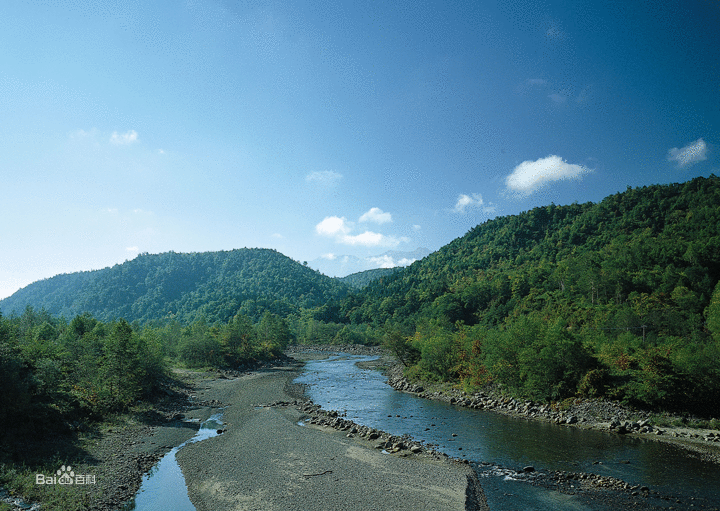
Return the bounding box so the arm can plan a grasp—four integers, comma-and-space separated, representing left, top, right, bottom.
126, 246, 139, 252
505, 155, 591, 195
359, 207, 392, 224
548, 93, 566, 103
667, 138, 708, 168
315, 216, 352, 236
366, 255, 396, 268
366, 255, 417, 268
412, 224, 421, 232
321, 253, 336, 260
342, 231, 387, 246
341, 232, 405, 248
271, 233, 284, 239
110, 130, 139, 145
453, 193, 495, 214
306, 170, 343, 184
316, 212, 407, 247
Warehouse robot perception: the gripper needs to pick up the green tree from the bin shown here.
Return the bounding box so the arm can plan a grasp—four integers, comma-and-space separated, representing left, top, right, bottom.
103, 319, 140, 409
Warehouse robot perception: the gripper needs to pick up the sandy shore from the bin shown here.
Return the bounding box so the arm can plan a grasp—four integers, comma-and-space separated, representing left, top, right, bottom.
175, 360, 486, 511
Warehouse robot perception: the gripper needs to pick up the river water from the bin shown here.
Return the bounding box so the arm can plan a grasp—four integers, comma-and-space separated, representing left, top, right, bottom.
121, 413, 224, 511
293, 354, 720, 510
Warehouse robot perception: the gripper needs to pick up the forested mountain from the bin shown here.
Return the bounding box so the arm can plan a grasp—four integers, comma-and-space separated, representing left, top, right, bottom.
338, 267, 401, 290
329, 176, 720, 414
3, 177, 720, 415
0, 249, 350, 325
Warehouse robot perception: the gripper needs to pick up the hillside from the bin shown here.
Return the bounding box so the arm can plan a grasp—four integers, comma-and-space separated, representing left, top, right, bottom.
333, 176, 720, 414
0, 248, 350, 324
338, 267, 401, 290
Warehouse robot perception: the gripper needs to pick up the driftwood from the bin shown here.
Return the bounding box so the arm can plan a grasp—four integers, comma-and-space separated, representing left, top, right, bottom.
302, 470, 333, 477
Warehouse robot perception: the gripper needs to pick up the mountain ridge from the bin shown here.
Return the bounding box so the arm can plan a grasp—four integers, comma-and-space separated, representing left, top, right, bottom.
0, 248, 350, 324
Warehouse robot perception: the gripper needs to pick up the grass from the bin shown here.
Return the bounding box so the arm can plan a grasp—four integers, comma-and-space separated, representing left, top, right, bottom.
0, 462, 87, 511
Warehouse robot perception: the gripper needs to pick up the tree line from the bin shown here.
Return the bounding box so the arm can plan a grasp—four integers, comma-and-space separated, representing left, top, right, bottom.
0, 306, 292, 434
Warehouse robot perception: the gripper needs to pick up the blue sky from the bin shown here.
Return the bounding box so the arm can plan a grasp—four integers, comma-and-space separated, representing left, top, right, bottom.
1, 0, 718, 299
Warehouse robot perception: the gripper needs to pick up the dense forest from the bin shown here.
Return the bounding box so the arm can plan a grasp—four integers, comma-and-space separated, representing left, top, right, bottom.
0, 306, 291, 433
0, 248, 350, 325
326, 176, 720, 415
2, 176, 720, 417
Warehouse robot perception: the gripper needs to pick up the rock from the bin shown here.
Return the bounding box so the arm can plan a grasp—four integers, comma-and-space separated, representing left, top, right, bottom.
523, 466, 535, 472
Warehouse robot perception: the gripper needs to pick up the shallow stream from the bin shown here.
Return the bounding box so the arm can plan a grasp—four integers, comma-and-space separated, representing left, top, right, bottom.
294, 354, 720, 510
121, 413, 224, 511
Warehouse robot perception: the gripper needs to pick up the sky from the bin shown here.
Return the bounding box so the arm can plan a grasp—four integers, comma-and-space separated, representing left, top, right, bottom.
1, 0, 719, 299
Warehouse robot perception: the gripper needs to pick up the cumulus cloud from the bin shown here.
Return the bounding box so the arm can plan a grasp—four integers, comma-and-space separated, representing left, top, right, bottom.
453, 193, 495, 214
505, 155, 591, 195
359, 207, 392, 224
342, 231, 387, 247
342, 232, 407, 248
110, 130, 139, 145
315, 214, 406, 247
315, 216, 352, 236
667, 138, 708, 168
306, 170, 343, 184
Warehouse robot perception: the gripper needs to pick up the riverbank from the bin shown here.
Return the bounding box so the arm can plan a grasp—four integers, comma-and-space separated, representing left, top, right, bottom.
289, 348, 720, 510
384, 363, 720, 465
0, 361, 285, 511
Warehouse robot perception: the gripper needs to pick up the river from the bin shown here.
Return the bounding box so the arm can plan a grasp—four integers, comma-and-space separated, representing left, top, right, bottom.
293, 354, 720, 510
121, 413, 224, 511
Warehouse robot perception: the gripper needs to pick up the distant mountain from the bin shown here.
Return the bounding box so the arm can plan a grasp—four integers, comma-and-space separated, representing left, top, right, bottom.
338, 267, 402, 290
310, 248, 431, 277
0, 248, 350, 324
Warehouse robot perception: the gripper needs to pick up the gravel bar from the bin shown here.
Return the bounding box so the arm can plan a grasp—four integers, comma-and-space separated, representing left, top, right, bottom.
176, 362, 487, 511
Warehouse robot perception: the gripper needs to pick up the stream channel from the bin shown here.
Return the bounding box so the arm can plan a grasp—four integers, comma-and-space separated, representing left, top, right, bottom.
294, 354, 720, 510
121, 413, 224, 511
